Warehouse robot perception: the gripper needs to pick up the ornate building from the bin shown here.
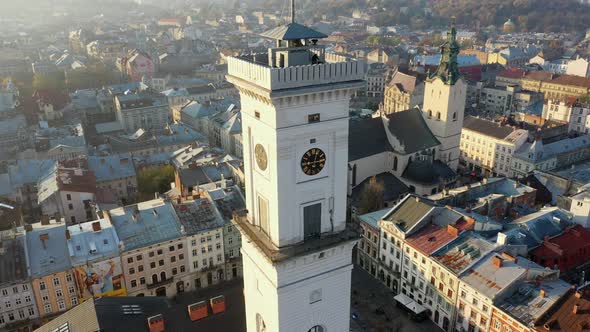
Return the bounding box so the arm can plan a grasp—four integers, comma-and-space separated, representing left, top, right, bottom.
226, 7, 363, 332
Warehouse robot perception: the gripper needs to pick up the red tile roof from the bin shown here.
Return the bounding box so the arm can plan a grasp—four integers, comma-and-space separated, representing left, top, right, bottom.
549, 74, 590, 88
405, 223, 457, 256
498, 68, 527, 79
524, 71, 554, 81
534, 287, 590, 332
56, 168, 97, 194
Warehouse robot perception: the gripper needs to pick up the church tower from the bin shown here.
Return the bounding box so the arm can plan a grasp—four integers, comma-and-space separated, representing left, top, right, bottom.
226, 3, 364, 331
423, 19, 466, 171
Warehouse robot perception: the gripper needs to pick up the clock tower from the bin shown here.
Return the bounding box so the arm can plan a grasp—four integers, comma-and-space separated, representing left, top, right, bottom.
226, 5, 364, 332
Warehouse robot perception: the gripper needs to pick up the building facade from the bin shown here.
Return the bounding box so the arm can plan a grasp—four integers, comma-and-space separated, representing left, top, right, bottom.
226, 19, 363, 332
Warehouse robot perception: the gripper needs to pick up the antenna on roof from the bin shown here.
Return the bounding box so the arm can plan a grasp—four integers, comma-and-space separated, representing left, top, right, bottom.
291, 0, 295, 24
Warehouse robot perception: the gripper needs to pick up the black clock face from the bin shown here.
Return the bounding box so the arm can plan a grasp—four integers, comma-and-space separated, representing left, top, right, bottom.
301, 148, 326, 176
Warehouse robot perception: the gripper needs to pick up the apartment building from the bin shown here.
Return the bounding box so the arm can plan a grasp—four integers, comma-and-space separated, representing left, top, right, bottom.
66, 219, 125, 300
0, 228, 38, 329
174, 198, 227, 290
381, 70, 425, 115
460, 116, 528, 176
542, 99, 590, 134
25, 219, 78, 318
107, 199, 188, 298
114, 93, 170, 133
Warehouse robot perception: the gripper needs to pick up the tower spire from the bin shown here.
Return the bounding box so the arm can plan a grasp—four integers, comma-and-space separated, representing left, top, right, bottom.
431, 17, 461, 85
291, 0, 295, 23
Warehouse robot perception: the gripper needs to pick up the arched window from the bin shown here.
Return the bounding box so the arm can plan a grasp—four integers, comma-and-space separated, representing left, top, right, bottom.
308, 326, 325, 332
393, 156, 398, 171
160, 271, 167, 281
152, 274, 158, 284
428, 110, 432, 118
436, 112, 441, 120
452, 112, 457, 121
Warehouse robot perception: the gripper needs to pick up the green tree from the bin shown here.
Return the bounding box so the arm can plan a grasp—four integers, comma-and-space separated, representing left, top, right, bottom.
32, 72, 66, 92
137, 165, 176, 201
66, 64, 118, 91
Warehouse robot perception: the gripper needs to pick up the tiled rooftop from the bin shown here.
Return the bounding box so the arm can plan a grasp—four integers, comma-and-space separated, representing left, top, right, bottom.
382, 195, 435, 232
108, 199, 183, 251
497, 279, 571, 328
173, 198, 225, 235
432, 232, 496, 275
26, 220, 72, 278
66, 219, 121, 266
88, 154, 136, 182
405, 223, 457, 256
461, 252, 548, 299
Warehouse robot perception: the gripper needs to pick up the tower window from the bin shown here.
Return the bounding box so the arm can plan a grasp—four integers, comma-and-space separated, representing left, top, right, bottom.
428, 110, 432, 118
310, 138, 316, 144
452, 112, 457, 121
437, 112, 441, 120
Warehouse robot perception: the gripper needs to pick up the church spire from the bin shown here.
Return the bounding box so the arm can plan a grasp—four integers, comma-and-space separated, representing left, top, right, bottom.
431, 17, 461, 85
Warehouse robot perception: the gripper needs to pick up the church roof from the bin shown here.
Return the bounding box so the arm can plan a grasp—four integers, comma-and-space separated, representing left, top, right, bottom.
260, 22, 327, 41
349, 117, 392, 161
384, 109, 440, 155
402, 159, 456, 185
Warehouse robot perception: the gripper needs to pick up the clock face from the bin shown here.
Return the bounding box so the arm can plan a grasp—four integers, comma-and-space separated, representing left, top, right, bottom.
254, 144, 268, 171
301, 148, 326, 176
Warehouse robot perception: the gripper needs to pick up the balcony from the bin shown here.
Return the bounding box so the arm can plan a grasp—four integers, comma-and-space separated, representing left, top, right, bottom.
146, 277, 174, 290
232, 210, 358, 263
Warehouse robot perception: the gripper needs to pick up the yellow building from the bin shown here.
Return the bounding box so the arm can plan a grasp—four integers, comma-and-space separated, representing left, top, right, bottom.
25, 220, 79, 318
540, 74, 590, 101
381, 71, 425, 114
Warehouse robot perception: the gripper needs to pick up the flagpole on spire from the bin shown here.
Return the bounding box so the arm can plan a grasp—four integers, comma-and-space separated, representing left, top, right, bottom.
291, 0, 295, 23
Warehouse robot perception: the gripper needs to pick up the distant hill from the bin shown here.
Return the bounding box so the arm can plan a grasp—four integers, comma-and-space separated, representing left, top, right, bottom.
431, 0, 590, 33
304, 0, 590, 32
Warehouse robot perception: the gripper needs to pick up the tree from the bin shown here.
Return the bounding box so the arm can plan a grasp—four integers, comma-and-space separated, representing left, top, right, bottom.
137, 165, 176, 201
66, 64, 118, 91
32, 72, 66, 92
357, 176, 385, 214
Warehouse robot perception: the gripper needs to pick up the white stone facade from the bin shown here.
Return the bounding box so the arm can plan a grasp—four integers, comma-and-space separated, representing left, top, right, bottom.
228, 44, 364, 332
423, 77, 467, 171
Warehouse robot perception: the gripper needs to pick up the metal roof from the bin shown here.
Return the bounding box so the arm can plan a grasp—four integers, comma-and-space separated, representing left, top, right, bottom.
260, 22, 327, 41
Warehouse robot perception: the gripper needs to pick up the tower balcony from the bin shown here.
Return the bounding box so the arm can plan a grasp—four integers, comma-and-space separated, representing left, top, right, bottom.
226, 52, 365, 92
231, 210, 358, 263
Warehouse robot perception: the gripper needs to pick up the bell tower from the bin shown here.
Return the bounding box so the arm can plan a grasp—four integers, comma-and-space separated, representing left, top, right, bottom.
226, 2, 364, 331
423, 18, 466, 171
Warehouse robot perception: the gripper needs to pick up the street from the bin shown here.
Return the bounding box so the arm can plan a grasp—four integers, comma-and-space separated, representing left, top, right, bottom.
351, 266, 441, 332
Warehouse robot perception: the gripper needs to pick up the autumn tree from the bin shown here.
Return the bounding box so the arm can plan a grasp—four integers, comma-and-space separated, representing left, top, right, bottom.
357, 176, 385, 214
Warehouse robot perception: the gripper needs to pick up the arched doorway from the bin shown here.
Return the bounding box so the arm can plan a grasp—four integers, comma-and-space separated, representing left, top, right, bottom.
160, 271, 167, 281
152, 274, 158, 284
443, 317, 450, 331
218, 269, 224, 281
155, 287, 166, 297
434, 310, 440, 324
308, 326, 325, 332
207, 272, 213, 285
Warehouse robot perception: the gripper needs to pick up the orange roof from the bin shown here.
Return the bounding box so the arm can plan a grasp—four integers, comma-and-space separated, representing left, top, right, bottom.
549, 74, 590, 88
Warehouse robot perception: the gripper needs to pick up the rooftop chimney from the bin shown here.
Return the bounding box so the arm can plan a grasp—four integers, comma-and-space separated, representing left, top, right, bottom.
41, 215, 50, 225
576, 291, 583, 299
573, 303, 580, 315
492, 255, 503, 268
92, 221, 102, 232
147, 314, 165, 332
65, 229, 71, 240
501, 252, 518, 263
540, 289, 546, 298
447, 224, 459, 237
